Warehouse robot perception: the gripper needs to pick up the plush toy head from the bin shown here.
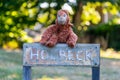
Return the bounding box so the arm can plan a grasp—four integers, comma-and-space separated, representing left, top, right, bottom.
57, 10, 68, 25
56, 9, 72, 26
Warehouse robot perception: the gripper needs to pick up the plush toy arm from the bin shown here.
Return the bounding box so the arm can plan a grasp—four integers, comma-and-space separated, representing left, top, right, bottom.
67, 30, 78, 48
40, 25, 57, 45
46, 34, 58, 47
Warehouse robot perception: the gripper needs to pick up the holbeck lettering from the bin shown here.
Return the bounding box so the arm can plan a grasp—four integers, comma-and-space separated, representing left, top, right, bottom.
23, 43, 100, 66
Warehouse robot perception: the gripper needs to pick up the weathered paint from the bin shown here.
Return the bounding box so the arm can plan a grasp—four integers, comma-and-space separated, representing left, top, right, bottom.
23, 66, 31, 80
23, 43, 100, 67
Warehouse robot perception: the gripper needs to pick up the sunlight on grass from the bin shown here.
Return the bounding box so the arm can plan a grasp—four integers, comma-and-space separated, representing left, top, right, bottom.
7, 74, 18, 79
101, 48, 120, 59
34, 76, 68, 80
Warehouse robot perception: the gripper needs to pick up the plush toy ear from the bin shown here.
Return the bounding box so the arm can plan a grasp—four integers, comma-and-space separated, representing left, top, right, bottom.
55, 18, 60, 27
63, 10, 73, 27
62, 10, 74, 27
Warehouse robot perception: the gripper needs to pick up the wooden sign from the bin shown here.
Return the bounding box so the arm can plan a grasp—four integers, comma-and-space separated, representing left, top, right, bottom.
23, 43, 100, 67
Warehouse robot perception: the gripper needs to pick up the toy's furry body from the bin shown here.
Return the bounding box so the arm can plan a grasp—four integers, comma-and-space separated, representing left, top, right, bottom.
40, 10, 78, 48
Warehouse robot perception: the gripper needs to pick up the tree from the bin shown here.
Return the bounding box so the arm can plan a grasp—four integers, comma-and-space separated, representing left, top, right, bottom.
0, 0, 119, 49
0, 0, 39, 49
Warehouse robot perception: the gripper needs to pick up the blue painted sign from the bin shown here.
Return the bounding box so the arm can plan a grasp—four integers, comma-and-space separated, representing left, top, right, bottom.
23, 43, 100, 67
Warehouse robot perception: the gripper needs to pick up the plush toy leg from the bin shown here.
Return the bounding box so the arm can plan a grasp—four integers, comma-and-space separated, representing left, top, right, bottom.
67, 33, 78, 48
46, 34, 58, 47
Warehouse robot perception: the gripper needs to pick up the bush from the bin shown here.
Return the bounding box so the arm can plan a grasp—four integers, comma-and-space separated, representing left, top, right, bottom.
86, 24, 120, 50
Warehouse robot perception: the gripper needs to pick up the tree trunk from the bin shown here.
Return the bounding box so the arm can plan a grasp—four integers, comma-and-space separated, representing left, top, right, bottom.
72, 1, 83, 42
96, 6, 104, 23
73, 0, 83, 27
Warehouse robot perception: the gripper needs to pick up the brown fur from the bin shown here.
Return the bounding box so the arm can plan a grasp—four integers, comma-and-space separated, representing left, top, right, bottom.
40, 10, 78, 48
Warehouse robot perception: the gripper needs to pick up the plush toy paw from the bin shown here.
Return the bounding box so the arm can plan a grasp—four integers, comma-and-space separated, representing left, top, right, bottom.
46, 41, 55, 47
67, 41, 75, 48
40, 40, 47, 45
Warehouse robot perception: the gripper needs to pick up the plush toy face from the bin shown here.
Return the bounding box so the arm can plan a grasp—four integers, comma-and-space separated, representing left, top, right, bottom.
57, 11, 67, 25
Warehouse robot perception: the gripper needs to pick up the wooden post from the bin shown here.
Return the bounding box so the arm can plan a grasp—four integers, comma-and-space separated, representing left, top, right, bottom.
23, 43, 100, 80
23, 66, 31, 80
92, 66, 100, 80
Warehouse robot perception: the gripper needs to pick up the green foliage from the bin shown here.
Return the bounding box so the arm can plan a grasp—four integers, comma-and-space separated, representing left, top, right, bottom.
81, 2, 101, 25
0, 0, 120, 49
0, 0, 39, 48
86, 23, 111, 36
108, 25, 120, 50
80, 2, 119, 26
0, 0, 67, 49
86, 24, 120, 50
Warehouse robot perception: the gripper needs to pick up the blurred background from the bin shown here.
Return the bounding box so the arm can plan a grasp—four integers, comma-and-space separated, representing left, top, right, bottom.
0, 0, 120, 80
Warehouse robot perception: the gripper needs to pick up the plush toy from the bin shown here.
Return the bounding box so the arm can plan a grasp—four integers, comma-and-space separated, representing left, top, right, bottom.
40, 9, 78, 48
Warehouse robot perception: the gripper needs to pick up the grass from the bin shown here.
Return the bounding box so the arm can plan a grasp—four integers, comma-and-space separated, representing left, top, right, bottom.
0, 49, 22, 80
101, 48, 120, 59
0, 49, 120, 80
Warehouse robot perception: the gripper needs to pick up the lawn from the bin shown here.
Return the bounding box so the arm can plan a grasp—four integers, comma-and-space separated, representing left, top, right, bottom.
0, 49, 120, 80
